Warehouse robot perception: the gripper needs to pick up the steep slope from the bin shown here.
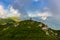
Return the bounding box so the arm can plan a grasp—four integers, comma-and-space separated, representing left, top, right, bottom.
56, 30, 60, 40
0, 20, 58, 40
53, 30, 60, 40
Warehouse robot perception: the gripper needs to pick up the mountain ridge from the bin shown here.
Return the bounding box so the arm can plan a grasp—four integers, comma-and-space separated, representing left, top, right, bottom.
0, 19, 59, 40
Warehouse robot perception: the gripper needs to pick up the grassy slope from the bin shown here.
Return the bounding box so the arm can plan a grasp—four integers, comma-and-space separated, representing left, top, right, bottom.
0, 20, 58, 40
53, 30, 60, 40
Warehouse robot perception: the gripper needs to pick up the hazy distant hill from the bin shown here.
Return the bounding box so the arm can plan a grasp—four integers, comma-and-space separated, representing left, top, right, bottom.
0, 18, 59, 40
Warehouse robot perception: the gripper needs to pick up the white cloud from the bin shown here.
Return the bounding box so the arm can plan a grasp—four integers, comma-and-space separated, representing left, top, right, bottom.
0, 4, 21, 18
38, 12, 52, 20
28, 11, 52, 20
28, 13, 37, 17
7, 6, 20, 17
0, 4, 7, 18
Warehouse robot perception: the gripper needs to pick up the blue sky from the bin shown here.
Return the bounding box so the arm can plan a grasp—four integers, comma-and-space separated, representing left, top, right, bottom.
0, 0, 60, 30
0, 0, 12, 9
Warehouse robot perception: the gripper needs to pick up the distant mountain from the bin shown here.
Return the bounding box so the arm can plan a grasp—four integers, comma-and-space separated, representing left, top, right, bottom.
0, 19, 59, 40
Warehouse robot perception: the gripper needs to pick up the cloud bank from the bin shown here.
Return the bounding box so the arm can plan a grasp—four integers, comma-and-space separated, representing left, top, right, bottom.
28, 11, 52, 20
0, 4, 20, 18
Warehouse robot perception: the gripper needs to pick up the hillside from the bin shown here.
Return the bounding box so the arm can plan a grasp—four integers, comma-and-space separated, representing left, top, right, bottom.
53, 30, 60, 40
0, 19, 59, 40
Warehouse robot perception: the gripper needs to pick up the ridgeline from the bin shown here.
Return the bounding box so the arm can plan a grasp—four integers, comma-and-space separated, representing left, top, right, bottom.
0, 18, 60, 40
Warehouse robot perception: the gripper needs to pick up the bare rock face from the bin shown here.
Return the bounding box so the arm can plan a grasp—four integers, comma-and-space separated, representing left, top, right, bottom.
38, 24, 43, 27
42, 27, 48, 31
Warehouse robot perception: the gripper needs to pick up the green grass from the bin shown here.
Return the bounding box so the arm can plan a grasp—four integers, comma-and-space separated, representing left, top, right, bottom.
0, 20, 59, 40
